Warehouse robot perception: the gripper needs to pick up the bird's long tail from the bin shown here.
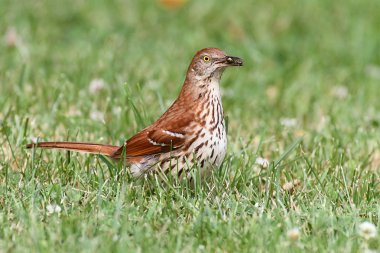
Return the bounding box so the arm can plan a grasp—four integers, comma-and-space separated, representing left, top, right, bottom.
26, 141, 121, 157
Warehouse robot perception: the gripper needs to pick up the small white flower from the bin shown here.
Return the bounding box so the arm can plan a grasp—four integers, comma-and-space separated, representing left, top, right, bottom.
90, 110, 105, 123
331, 85, 348, 99
30, 137, 38, 143
358, 221, 377, 240
254, 202, 265, 215
18, 180, 24, 188
255, 157, 270, 168
112, 106, 122, 115
280, 118, 298, 128
89, 79, 106, 93
46, 204, 62, 215
112, 234, 119, 241
286, 227, 300, 241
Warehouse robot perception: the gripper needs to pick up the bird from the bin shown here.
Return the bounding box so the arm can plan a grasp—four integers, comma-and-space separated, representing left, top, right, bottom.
27, 48, 243, 179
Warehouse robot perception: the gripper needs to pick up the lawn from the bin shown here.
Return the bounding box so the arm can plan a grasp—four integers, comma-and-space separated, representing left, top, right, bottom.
1, 0, 380, 252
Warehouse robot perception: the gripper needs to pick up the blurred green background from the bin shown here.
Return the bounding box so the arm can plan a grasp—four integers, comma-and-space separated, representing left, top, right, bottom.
1, 0, 380, 252
1, 0, 380, 141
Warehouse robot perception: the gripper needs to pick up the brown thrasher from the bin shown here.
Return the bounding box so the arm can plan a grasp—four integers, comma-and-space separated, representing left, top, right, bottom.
27, 48, 243, 178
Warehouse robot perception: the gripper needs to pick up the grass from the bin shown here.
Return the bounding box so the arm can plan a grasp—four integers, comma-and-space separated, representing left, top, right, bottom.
1, 0, 380, 252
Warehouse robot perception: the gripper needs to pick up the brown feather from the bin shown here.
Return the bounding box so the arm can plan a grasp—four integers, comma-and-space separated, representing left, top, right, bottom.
118, 104, 195, 158
26, 142, 120, 157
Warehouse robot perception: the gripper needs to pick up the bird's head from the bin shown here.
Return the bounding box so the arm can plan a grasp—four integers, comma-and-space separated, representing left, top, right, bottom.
187, 48, 243, 81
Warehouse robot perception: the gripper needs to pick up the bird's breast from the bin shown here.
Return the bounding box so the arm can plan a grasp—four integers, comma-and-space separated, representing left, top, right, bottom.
186, 85, 227, 170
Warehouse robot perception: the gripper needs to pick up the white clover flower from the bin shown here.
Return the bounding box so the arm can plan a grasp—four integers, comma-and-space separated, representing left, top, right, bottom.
112, 106, 122, 115
255, 157, 270, 168
254, 202, 265, 215
30, 137, 38, 143
286, 227, 300, 241
89, 79, 106, 93
90, 110, 105, 123
358, 221, 377, 240
112, 234, 119, 241
331, 85, 349, 99
280, 118, 298, 128
46, 204, 62, 215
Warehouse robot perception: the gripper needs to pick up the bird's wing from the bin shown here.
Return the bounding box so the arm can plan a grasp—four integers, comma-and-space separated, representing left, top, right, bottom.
126, 128, 186, 156
111, 106, 195, 159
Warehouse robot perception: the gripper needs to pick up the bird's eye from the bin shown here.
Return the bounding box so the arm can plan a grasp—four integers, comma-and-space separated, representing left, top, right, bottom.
203, 56, 210, 62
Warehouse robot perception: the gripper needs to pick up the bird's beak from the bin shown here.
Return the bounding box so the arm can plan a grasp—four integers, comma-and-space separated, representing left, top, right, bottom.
217, 56, 243, 66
